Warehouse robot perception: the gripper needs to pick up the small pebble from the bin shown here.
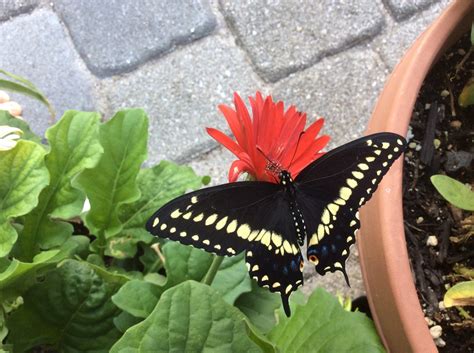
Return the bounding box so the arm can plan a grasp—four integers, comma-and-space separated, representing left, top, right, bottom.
426, 235, 438, 247
440, 90, 450, 97
429, 325, 442, 339
438, 301, 446, 310
435, 338, 446, 348
450, 120, 462, 129
415, 144, 422, 152
408, 142, 417, 149
425, 103, 431, 110
424, 316, 435, 326
416, 216, 424, 224
458, 48, 466, 55
433, 139, 441, 149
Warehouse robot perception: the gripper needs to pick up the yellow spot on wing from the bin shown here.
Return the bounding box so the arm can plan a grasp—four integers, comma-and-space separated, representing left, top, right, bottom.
347, 178, 357, 188
283, 240, 292, 254
352, 171, 363, 179
183, 212, 192, 220
226, 219, 238, 233
261, 231, 271, 246
152, 217, 159, 227
285, 284, 293, 294
160, 223, 167, 230
252, 265, 259, 271
191, 196, 198, 204
321, 209, 330, 224
203, 239, 210, 245
366, 156, 375, 162
271, 233, 282, 247
205, 214, 218, 226
237, 224, 251, 239
192, 235, 199, 241
272, 282, 281, 288
248, 230, 259, 241
214, 244, 221, 250
374, 149, 381, 155
328, 203, 339, 215
340, 187, 352, 201
170, 209, 182, 219
262, 275, 269, 281
382, 142, 390, 149
193, 213, 204, 222
215, 216, 228, 230
358, 163, 369, 171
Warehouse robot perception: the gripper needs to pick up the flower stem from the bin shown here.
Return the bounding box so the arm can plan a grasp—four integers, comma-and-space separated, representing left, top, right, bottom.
202, 255, 224, 286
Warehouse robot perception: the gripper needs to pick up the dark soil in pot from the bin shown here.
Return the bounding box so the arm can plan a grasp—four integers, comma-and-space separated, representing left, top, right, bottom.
403, 31, 473, 353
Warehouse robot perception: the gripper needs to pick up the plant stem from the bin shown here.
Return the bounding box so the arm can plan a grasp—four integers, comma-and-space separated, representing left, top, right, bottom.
202, 255, 224, 286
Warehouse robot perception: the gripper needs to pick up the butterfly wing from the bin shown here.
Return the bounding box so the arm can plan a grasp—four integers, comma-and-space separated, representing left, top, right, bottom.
294, 132, 407, 281
146, 181, 303, 315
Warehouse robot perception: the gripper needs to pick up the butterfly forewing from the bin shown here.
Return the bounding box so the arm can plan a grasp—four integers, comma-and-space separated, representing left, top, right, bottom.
146, 181, 303, 315
295, 133, 407, 279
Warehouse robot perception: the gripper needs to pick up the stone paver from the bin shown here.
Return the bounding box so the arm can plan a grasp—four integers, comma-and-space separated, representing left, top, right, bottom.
53, 0, 217, 77
0, 0, 455, 300
373, 0, 451, 69
0, 9, 97, 136
0, 0, 39, 21
273, 47, 387, 148
384, 0, 441, 21
102, 34, 263, 165
219, 0, 384, 82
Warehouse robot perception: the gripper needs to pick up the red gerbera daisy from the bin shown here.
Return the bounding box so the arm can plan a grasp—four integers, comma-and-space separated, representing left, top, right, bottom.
207, 92, 330, 183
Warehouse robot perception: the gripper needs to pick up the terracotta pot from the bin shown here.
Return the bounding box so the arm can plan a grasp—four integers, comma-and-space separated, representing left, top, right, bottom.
358, 1, 474, 352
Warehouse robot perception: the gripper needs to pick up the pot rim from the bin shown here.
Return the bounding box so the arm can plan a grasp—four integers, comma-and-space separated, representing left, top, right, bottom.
359, 0, 474, 352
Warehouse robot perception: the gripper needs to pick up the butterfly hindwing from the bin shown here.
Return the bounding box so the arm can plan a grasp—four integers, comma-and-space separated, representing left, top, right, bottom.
295, 133, 407, 278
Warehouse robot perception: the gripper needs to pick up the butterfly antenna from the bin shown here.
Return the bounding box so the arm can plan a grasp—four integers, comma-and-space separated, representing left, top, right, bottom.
256, 146, 280, 182
288, 131, 305, 169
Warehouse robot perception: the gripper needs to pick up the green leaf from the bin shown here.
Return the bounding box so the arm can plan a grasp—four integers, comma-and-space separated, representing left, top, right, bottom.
212, 253, 252, 305
112, 242, 213, 318
0, 140, 48, 257
113, 311, 141, 333
7, 260, 125, 353
235, 281, 281, 334
105, 229, 153, 259
110, 281, 264, 353
75, 109, 148, 239
444, 281, 474, 307
0, 111, 42, 143
0, 69, 55, 119
458, 77, 474, 107
119, 160, 204, 232
109, 161, 204, 259
112, 279, 163, 319
18, 111, 102, 260
431, 174, 474, 211
268, 287, 385, 353
0, 247, 72, 301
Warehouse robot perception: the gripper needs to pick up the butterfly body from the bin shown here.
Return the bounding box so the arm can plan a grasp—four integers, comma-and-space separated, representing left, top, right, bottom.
146, 133, 407, 316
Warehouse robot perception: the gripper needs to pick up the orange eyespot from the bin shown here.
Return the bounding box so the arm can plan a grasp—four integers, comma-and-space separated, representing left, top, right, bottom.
309, 255, 319, 264
299, 260, 304, 271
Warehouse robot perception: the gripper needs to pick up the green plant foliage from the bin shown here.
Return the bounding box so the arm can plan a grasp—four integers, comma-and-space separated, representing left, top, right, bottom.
431, 174, 474, 211
108, 160, 204, 259
0, 140, 48, 257
0, 111, 41, 143
235, 281, 281, 334
212, 253, 252, 305
268, 287, 385, 353
0, 241, 76, 302
0, 69, 55, 119
75, 109, 148, 241
110, 281, 268, 353
18, 111, 102, 260
444, 281, 474, 307
6, 260, 125, 352
112, 242, 213, 318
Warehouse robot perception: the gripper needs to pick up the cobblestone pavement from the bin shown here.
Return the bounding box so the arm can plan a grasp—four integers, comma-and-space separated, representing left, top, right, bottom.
0, 0, 451, 298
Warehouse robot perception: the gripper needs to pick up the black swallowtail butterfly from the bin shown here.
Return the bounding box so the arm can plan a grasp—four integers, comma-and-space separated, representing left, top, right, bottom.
146, 132, 407, 316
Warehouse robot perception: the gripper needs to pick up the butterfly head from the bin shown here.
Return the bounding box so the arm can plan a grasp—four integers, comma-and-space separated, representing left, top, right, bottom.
278, 170, 293, 186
